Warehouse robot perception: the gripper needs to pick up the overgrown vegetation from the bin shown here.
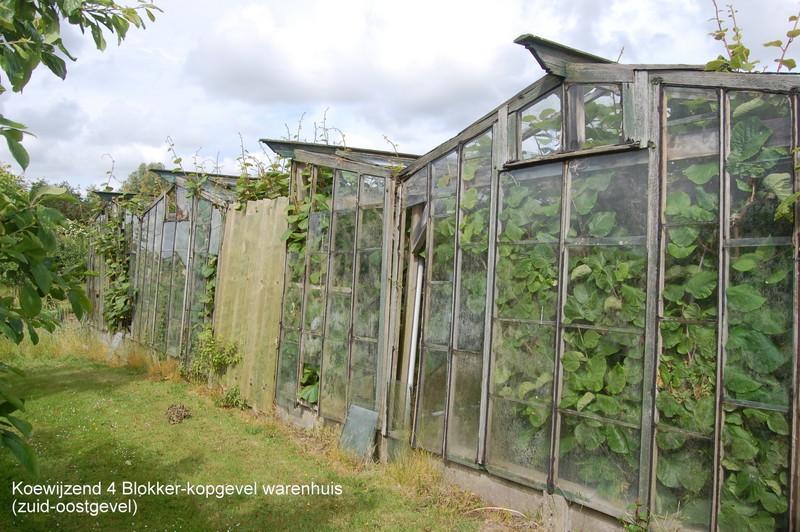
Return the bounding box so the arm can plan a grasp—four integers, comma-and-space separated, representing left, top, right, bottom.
186, 325, 240, 381
91, 206, 133, 332
215, 385, 246, 409
0, 167, 92, 474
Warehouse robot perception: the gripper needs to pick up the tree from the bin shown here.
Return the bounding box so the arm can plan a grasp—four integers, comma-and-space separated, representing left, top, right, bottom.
0, 0, 160, 169
121, 162, 168, 200
0, 0, 159, 475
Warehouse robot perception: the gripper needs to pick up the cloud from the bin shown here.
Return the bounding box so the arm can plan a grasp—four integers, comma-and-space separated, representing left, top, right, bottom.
0, 0, 795, 189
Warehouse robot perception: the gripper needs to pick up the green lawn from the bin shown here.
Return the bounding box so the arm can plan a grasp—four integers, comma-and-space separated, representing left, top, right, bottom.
0, 345, 485, 531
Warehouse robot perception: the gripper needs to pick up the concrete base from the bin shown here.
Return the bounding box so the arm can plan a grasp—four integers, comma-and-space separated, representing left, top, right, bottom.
442, 461, 621, 531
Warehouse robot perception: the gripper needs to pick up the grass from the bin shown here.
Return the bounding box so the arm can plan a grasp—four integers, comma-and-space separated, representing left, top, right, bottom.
0, 326, 537, 531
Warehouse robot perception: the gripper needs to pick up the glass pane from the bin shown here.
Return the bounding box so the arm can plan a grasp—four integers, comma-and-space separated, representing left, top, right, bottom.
492, 321, 555, 405
487, 321, 553, 483
662, 227, 719, 320
657, 323, 716, 434
724, 246, 793, 407
404, 167, 428, 208
558, 414, 639, 510
334, 170, 358, 210
446, 351, 483, 462
359, 175, 385, 207
727, 92, 793, 238
487, 396, 551, 483
353, 249, 382, 339
415, 348, 448, 453
653, 432, 714, 529
320, 339, 348, 421
568, 151, 648, 239
431, 150, 457, 197
461, 130, 492, 187
324, 291, 350, 341
276, 331, 300, 407
301, 332, 323, 372
307, 211, 331, 253
154, 220, 176, 350
303, 287, 325, 333
208, 207, 223, 255
455, 131, 492, 353
719, 406, 790, 531
424, 282, 453, 346
520, 90, 562, 158
664, 87, 720, 226
430, 207, 456, 282
358, 208, 383, 249
498, 165, 562, 243
287, 251, 305, 284
282, 283, 304, 330
560, 330, 643, 426
455, 251, 488, 352
314, 166, 334, 205
571, 84, 623, 149
350, 339, 377, 409
307, 252, 328, 287
495, 243, 559, 321
563, 246, 647, 330
167, 219, 189, 356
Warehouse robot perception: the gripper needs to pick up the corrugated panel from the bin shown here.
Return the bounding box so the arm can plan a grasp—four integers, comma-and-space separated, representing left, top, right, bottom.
215, 197, 288, 410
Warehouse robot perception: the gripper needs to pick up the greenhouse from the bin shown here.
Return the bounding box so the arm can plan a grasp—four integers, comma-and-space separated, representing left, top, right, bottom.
269, 36, 800, 530
87, 171, 235, 360
87, 35, 800, 531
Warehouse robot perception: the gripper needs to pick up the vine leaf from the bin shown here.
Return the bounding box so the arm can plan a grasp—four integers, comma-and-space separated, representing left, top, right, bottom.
587, 211, 616, 237
729, 116, 772, 162
727, 284, 766, 312
683, 162, 719, 185
685, 270, 717, 299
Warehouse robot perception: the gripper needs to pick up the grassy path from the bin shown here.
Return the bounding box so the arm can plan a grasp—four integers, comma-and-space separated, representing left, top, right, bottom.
0, 347, 486, 531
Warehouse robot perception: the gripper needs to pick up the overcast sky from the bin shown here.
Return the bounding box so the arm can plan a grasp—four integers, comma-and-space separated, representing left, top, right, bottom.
0, 0, 797, 191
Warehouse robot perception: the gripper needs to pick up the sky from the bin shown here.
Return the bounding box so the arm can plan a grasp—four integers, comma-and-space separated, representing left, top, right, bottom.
0, 0, 797, 191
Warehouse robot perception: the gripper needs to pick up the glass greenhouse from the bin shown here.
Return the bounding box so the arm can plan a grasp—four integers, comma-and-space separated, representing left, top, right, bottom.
271, 36, 800, 530
87, 34, 799, 531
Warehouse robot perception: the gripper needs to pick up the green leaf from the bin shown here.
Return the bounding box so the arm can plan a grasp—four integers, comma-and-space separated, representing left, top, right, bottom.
766, 412, 789, 436
41, 53, 67, 80
605, 364, 626, 394
604, 426, 628, 454
727, 284, 766, 313
67, 288, 91, 320
760, 491, 788, 515
5, 415, 31, 437
1, 430, 38, 475
669, 226, 699, 247
574, 422, 605, 450
576, 392, 595, 411
763, 40, 783, 47
778, 58, 797, 70
685, 270, 717, 299
665, 190, 691, 217
763, 173, 792, 201
731, 253, 760, 272
683, 162, 718, 185
19, 283, 41, 318
667, 243, 696, 259
31, 185, 67, 204
570, 264, 592, 281
30, 262, 53, 293
5, 136, 29, 169
725, 366, 762, 394
740, 330, 785, 374
730, 116, 772, 162
587, 211, 616, 237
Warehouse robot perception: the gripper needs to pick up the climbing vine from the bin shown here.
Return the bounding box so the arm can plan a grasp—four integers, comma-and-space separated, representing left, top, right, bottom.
92, 207, 133, 332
